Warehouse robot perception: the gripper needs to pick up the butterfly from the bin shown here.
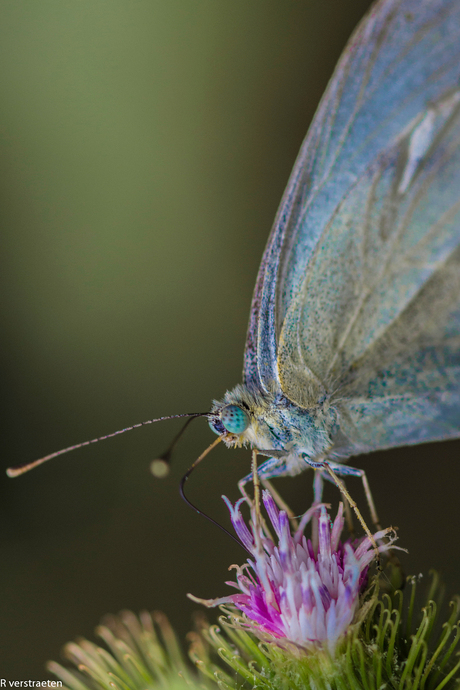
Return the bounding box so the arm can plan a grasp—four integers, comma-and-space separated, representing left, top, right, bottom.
206, 0, 460, 504
7, 0, 460, 523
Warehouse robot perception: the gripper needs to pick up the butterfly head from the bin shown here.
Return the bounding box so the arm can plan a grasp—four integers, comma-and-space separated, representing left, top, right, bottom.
208, 404, 250, 446
207, 384, 293, 451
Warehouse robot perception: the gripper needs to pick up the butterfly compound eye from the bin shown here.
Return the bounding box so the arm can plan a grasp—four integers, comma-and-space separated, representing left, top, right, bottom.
220, 405, 249, 434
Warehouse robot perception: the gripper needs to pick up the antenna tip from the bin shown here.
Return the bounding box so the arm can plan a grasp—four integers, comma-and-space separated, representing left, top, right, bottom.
150, 458, 170, 479
6, 467, 20, 478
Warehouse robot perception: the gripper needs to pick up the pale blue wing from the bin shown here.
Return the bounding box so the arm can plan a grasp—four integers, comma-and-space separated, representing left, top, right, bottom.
243, 0, 460, 403
279, 87, 460, 396
319, 96, 460, 455
243, 0, 460, 457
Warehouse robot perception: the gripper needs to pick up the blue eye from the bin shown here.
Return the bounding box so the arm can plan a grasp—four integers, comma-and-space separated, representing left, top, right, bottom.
220, 405, 249, 434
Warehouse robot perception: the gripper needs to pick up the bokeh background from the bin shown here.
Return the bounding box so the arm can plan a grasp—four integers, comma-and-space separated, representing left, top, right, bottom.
1, 0, 459, 679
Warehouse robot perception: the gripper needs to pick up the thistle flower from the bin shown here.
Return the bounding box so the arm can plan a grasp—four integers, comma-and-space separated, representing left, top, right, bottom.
46, 495, 460, 690
190, 573, 460, 690
47, 573, 460, 690
189, 490, 397, 653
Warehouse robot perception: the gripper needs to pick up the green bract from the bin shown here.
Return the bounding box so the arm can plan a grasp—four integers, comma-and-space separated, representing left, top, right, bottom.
49, 572, 460, 690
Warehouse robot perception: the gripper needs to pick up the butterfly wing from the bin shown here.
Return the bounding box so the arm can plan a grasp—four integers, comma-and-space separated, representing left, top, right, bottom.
286, 94, 460, 456
243, 0, 460, 457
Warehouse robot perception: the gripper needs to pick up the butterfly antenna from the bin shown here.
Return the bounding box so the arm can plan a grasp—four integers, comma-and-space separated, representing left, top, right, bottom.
150, 416, 197, 478
179, 436, 251, 555
6, 412, 208, 478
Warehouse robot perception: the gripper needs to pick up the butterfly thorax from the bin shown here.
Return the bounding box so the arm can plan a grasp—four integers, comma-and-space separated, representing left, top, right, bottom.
208, 383, 338, 466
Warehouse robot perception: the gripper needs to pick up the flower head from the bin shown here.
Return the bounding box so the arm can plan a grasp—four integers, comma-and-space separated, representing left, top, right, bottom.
47, 610, 205, 690
190, 490, 396, 652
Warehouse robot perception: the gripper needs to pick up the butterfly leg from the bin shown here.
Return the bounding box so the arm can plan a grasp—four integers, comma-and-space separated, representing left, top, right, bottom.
238, 455, 287, 494
237, 452, 277, 541
304, 455, 381, 567
319, 460, 381, 531
238, 456, 298, 526
319, 460, 402, 573
309, 471, 324, 550
251, 449, 263, 528
316, 468, 355, 535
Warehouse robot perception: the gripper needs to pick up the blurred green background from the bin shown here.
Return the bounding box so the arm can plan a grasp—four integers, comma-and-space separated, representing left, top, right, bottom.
1, 0, 459, 679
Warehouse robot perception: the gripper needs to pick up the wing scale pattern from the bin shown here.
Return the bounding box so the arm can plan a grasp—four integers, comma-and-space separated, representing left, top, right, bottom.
243, 0, 460, 458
